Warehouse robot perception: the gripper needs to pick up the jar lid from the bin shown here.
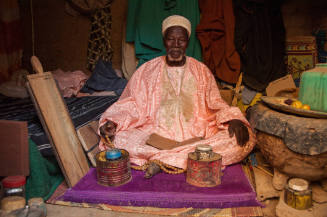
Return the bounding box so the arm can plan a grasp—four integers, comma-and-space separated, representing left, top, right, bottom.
28, 197, 44, 206
196, 144, 212, 152
288, 178, 309, 191
2, 176, 26, 188
106, 149, 122, 160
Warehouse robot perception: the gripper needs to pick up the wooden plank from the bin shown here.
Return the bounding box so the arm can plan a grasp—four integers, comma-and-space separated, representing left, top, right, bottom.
0, 120, 29, 176
26, 56, 89, 187
77, 121, 100, 167
26, 82, 69, 185
232, 73, 242, 107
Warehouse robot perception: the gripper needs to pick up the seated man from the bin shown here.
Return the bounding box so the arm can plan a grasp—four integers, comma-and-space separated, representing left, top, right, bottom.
99, 15, 255, 178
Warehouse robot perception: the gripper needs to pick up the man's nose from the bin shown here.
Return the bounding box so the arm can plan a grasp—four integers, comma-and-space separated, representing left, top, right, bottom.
173, 39, 181, 47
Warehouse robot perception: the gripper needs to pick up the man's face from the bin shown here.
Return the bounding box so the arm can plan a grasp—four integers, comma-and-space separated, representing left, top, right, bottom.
163, 26, 189, 66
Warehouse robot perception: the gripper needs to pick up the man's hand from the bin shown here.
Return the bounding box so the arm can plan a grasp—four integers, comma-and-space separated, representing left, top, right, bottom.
228, 119, 249, 147
99, 120, 117, 141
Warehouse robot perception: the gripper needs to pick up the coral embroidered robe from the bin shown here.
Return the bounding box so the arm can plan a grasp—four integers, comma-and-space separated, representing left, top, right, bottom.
99, 56, 255, 169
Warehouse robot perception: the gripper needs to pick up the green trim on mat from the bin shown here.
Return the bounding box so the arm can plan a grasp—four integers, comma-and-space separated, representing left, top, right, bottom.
42, 174, 64, 201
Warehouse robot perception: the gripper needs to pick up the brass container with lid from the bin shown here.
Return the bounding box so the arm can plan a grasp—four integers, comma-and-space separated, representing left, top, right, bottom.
186, 144, 223, 187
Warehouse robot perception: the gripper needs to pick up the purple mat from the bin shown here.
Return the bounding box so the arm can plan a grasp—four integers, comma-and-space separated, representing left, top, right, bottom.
62, 164, 261, 208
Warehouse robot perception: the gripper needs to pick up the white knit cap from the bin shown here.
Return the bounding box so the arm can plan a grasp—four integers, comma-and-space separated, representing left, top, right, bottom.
162, 15, 191, 37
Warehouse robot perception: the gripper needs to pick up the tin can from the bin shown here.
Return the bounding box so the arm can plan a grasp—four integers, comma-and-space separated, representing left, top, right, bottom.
96, 149, 132, 186
186, 145, 222, 187
284, 178, 312, 210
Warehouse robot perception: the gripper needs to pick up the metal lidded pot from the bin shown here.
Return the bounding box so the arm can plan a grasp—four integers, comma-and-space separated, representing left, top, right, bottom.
96, 149, 132, 187
186, 144, 223, 187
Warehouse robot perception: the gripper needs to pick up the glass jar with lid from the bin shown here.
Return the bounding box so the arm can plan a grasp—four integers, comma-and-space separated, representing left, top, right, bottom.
2, 176, 26, 198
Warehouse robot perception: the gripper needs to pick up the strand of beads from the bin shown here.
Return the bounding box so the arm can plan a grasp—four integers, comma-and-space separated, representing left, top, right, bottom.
151, 159, 186, 174
104, 135, 115, 148
131, 163, 149, 171
131, 160, 185, 174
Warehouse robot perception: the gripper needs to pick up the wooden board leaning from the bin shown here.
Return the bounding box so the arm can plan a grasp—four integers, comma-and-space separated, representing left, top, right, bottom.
76, 120, 100, 167
26, 56, 89, 187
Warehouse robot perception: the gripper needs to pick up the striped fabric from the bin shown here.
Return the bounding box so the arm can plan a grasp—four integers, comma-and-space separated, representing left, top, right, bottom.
0, 0, 23, 83
0, 94, 119, 156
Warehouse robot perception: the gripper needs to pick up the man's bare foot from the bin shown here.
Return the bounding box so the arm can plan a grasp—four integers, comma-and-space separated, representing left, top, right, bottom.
144, 162, 161, 178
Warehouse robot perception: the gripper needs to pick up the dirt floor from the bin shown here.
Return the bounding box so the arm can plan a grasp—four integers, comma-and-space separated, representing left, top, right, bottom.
46, 203, 278, 217
251, 151, 327, 217
46, 201, 279, 217
46, 204, 162, 217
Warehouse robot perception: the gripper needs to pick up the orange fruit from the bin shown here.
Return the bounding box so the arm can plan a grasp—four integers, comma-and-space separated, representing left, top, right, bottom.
302, 104, 311, 110
291, 100, 302, 109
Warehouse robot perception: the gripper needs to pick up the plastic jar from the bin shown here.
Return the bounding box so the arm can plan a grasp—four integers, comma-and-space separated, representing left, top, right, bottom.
2, 176, 26, 197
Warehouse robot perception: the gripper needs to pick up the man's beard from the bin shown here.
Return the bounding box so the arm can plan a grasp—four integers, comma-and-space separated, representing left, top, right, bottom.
167, 48, 185, 63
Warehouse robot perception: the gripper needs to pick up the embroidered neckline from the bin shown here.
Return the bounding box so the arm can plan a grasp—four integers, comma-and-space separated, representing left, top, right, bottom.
164, 60, 187, 96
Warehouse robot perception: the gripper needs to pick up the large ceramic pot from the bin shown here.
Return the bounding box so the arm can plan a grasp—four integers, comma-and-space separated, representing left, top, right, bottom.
256, 131, 327, 181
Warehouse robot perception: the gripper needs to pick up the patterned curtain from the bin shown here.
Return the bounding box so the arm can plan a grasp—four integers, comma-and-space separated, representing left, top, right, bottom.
0, 0, 23, 83
87, 3, 113, 71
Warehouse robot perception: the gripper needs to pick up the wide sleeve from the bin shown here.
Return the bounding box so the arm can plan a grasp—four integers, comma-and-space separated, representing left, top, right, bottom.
203, 66, 249, 127
99, 65, 151, 132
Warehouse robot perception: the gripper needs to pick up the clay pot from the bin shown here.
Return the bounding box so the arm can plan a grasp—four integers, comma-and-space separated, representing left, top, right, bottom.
257, 131, 327, 181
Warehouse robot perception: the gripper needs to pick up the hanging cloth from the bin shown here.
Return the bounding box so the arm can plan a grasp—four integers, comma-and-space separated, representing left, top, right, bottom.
86, 2, 113, 71
196, 0, 241, 84
233, 0, 287, 91
0, 0, 23, 83
125, 0, 202, 67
